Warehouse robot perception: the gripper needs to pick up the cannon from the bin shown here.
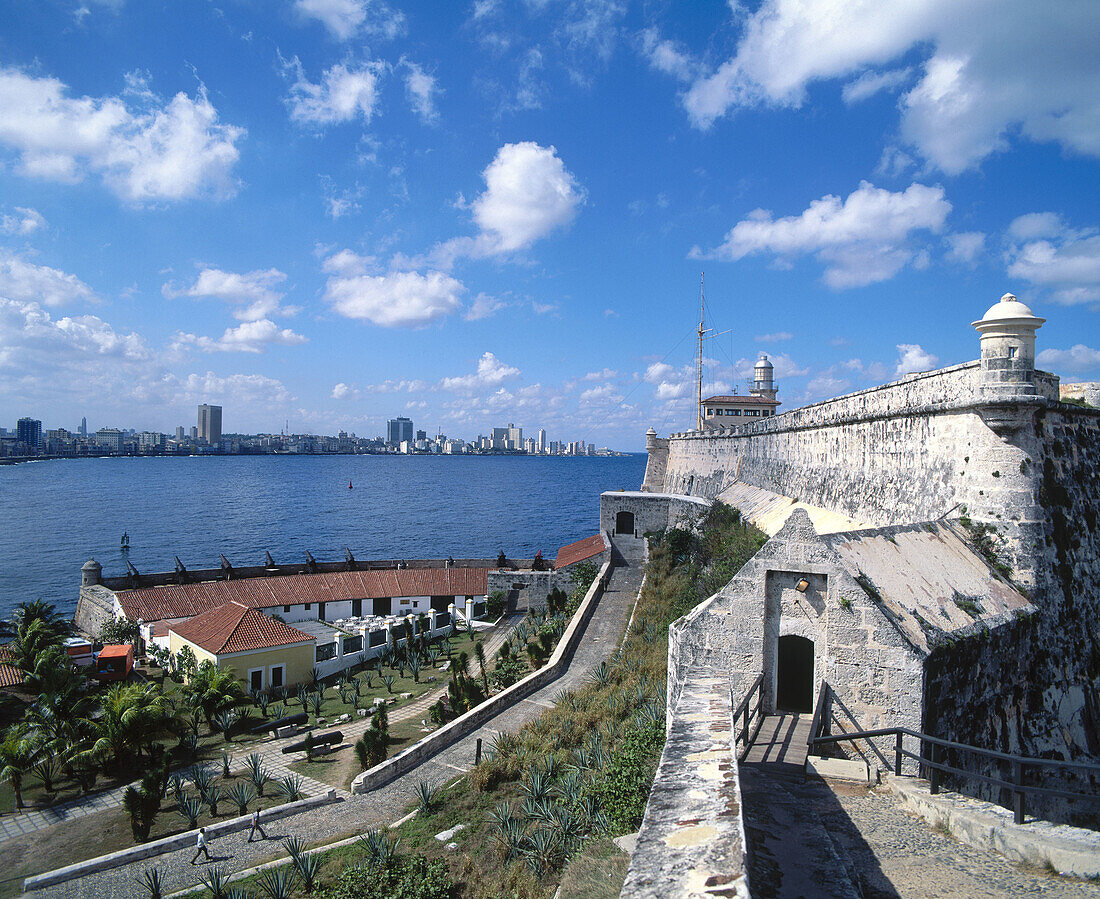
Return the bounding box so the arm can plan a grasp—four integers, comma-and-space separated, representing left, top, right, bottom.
282, 730, 343, 754
251, 712, 308, 735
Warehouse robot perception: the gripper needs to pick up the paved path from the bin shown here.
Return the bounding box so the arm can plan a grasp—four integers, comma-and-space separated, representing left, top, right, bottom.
32, 541, 646, 898
744, 769, 1100, 898
742, 713, 810, 775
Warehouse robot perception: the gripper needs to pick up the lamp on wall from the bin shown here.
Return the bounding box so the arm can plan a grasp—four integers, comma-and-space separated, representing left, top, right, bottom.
795, 578, 810, 593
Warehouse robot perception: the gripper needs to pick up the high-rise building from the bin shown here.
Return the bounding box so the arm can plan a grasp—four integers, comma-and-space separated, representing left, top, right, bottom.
79, 417, 87, 437
198, 404, 222, 445
175, 426, 185, 441
95, 428, 124, 453
16, 417, 42, 450
387, 417, 413, 446
537, 428, 546, 453
507, 423, 522, 450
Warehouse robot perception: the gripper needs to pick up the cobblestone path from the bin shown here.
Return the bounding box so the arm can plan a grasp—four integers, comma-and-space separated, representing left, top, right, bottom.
33, 540, 646, 898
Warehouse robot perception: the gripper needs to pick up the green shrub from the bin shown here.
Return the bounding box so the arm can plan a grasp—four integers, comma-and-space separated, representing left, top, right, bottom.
319, 855, 454, 899
583, 720, 665, 835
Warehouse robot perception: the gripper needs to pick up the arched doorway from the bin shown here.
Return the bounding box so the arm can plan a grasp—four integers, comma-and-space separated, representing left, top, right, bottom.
776, 634, 814, 713
615, 510, 635, 535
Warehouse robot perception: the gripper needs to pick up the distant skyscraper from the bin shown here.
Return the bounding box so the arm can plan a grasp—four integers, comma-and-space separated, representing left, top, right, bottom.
175, 426, 185, 441
79, 416, 87, 437
537, 428, 546, 453
190, 425, 198, 440
16, 417, 41, 450
198, 404, 222, 445
387, 417, 413, 446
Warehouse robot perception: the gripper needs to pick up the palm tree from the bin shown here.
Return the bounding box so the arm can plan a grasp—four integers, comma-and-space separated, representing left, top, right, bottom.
79, 683, 172, 772
182, 662, 243, 728
0, 729, 36, 810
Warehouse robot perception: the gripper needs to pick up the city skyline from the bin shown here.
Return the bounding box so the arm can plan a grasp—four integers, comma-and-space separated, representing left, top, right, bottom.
0, 2, 1097, 451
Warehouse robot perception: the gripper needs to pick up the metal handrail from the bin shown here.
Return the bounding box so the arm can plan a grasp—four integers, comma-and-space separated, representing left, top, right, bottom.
732, 674, 765, 753
807, 686, 1100, 825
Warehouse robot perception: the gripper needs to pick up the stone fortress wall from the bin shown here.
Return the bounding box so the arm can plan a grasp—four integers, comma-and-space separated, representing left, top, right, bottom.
649, 295, 1100, 766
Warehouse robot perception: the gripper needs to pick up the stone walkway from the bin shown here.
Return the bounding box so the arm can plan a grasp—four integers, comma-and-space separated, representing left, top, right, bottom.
0, 616, 519, 842
29, 542, 646, 897
743, 769, 1100, 898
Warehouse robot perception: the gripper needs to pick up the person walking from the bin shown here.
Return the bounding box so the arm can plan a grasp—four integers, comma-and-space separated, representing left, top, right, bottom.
248, 808, 267, 842
191, 826, 211, 864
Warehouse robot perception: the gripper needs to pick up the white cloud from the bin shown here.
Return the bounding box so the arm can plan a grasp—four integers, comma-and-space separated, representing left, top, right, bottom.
1, 207, 46, 235
841, 67, 912, 104
640, 27, 696, 82
805, 374, 851, 398
0, 66, 243, 202
164, 267, 294, 321
1005, 215, 1100, 306
0, 249, 96, 306
755, 331, 792, 343
579, 383, 623, 404
0, 297, 148, 369
295, 0, 404, 41
679, 0, 1100, 173
434, 142, 584, 265
464, 293, 507, 321
141, 371, 293, 407
362, 378, 428, 394
331, 382, 354, 400
171, 319, 308, 354
1007, 212, 1064, 242
582, 368, 617, 381
322, 251, 465, 327
1036, 344, 1100, 374
440, 351, 520, 392
643, 361, 676, 383
709, 181, 951, 288
285, 59, 383, 127
402, 60, 439, 123
895, 343, 939, 377
945, 231, 985, 265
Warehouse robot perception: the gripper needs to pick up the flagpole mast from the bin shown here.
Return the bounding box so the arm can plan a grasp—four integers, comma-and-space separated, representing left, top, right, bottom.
697, 272, 705, 431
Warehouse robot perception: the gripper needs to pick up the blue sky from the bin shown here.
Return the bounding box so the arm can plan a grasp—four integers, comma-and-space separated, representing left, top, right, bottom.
1, 0, 1098, 450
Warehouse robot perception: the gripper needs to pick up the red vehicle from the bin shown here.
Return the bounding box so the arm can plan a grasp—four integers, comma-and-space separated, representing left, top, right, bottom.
94, 644, 134, 682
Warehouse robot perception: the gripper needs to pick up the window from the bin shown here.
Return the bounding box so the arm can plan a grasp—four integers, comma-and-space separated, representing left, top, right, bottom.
400, 598, 410, 606
283, 605, 290, 613
249, 668, 263, 693
269, 665, 284, 689
706, 407, 713, 415
1009, 346, 1017, 358
304, 603, 311, 610
716, 409, 723, 416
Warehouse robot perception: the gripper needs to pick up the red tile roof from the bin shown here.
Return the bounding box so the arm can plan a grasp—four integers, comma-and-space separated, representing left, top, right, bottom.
703, 395, 780, 406
118, 567, 489, 624
0, 647, 22, 688
169, 602, 314, 655
555, 534, 606, 569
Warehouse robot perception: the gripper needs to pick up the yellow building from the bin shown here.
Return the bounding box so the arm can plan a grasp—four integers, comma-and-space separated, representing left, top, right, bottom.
169, 600, 315, 692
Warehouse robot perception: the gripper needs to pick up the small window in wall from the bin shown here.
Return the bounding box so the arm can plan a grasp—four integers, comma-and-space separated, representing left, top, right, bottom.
1009, 346, 1017, 358
249, 668, 263, 693
269, 665, 284, 690
707, 408, 713, 415
304, 603, 311, 610
400, 598, 410, 606
283, 605, 290, 613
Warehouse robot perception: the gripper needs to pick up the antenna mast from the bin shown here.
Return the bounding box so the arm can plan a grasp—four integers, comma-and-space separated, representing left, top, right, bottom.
697, 273, 707, 430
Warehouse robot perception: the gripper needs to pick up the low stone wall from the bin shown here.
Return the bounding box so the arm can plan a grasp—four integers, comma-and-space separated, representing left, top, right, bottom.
24, 790, 339, 892
621, 673, 750, 898
351, 556, 614, 794
599, 491, 709, 538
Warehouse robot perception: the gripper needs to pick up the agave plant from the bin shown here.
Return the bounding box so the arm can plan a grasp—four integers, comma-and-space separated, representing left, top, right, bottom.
224, 888, 250, 899
249, 765, 272, 798
523, 827, 561, 878
270, 701, 285, 720
181, 732, 199, 759
488, 803, 525, 861
381, 674, 395, 693
168, 772, 187, 803
244, 753, 264, 779
256, 692, 270, 716
282, 835, 306, 862
212, 710, 237, 743
413, 779, 437, 814
257, 866, 297, 899
177, 793, 203, 829
136, 867, 163, 899
228, 781, 255, 815
549, 803, 583, 852
361, 671, 374, 690
191, 765, 215, 799
590, 661, 612, 687
306, 692, 324, 717
199, 865, 229, 899
554, 769, 584, 805
522, 796, 554, 826
275, 774, 305, 802
308, 668, 321, 690
292, 851, 321, 893
357, 829, 399, 866
205, 783, 225, 817
220, 751, 232, 778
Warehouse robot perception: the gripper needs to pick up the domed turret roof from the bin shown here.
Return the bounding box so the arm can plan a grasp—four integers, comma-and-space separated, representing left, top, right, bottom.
977, 293, 1040, 323
82, 558, 101, 571
754, 353, 773, 370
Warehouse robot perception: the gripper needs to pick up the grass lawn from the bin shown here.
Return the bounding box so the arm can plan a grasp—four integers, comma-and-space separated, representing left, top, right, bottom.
556, 838, 630, 899
0, 772, 307, 899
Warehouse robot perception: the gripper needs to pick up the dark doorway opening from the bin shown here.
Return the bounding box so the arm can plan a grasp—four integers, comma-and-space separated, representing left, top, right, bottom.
430, 595, 450, 612
373, 597, 391, 616
615, 510, 635, 535
352, 598, 362, 617
776, 634, 814, 713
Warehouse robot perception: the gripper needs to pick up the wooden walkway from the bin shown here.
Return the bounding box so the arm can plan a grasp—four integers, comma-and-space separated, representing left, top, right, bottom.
742, 713, 811, 776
